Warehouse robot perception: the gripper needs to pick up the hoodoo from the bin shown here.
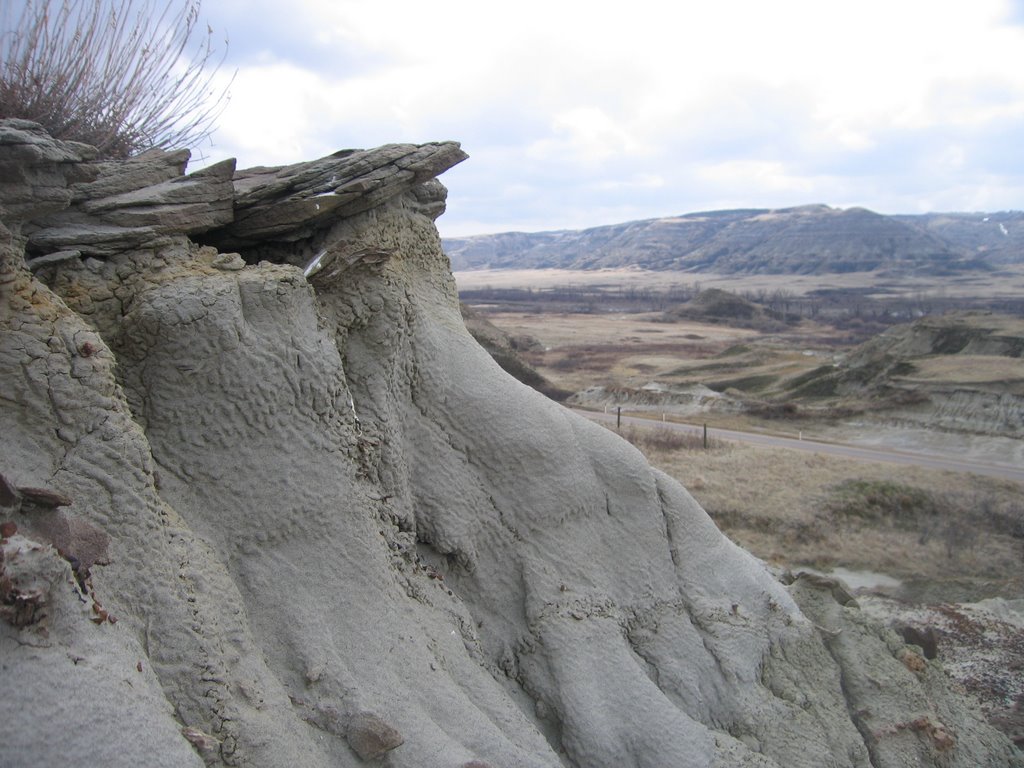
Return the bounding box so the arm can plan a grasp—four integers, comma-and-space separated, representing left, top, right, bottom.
1, 119, 1020, 767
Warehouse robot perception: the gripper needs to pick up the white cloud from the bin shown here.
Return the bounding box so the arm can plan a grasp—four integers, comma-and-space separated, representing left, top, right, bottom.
204, 62, 334, 166
196, 0, 1024, 233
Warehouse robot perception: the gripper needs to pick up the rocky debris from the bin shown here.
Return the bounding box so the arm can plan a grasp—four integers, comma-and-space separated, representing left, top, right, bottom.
0, 535, 61, 629
861, 596, 1024, 752
0, 481, 108, 580
180, 726, 221, 756
789, 577, 1020, 766
783, 569, 858, 606
210, 251, 245, 271
894, 622, 940, 660
289, 699, 405, 761
24, 510, 110, 572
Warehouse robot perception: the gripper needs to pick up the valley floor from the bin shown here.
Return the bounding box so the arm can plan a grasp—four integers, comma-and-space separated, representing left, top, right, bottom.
458, 267, 1024, 748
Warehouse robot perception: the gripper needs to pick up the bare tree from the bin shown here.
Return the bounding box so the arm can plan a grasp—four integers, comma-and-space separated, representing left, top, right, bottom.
0, 0, 230, 158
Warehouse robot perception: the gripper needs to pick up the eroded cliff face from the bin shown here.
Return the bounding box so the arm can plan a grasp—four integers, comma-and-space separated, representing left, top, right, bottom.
1, 120, 1020, 768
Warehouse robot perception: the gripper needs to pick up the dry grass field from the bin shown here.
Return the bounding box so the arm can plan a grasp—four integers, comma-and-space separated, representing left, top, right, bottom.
906, 355, 1024, 386
458, 267, 1024, 601
455, 265, 1024, 300
612, 421, 1024, 602
477, 310, 766, 393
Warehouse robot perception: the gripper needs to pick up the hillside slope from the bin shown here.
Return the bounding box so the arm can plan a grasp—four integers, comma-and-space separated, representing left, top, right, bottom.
445, 205, 1016, 274
784, 312, 1024, 437
896, 211, 1024, 265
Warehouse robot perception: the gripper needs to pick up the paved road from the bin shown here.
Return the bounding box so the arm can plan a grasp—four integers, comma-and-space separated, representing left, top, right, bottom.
574, 408, 1024, 484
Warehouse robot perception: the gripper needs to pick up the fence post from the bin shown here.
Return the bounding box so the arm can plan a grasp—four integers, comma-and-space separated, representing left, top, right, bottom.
703, 423, 708, 450
617, 407, 621, 430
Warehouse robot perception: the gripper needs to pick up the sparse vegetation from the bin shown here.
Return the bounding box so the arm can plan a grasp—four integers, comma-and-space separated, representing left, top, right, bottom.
614, 423, 728, 453
784, 366, 839, 398
825, 479, 940, 526
0, 0, 229, 158
705, 373, 778, 392
637, 440, 1024, 598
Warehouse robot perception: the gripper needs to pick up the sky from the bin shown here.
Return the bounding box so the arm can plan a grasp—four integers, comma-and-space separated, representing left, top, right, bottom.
191, 0, 1024, 237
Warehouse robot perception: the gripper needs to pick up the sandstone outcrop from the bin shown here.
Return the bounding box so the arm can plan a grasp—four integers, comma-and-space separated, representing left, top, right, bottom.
1, 120, 1020, 767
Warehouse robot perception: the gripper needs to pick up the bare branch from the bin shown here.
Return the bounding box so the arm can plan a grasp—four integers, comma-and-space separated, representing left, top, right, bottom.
0, 0, 232, 158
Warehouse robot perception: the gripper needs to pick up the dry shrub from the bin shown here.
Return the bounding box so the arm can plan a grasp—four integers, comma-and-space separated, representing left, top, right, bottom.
826, 479, 939, 527
825, 481, 1023, 561
617, 424, 728, 453
640, 439, 1024, 597
0, 0, 230, 157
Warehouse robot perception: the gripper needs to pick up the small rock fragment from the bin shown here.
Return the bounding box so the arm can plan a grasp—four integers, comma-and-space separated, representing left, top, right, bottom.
26, 250, 81, 271
900, 648, 927, 673
181, 726, 220, 754
18, 487, 72, 510
344, 711, 404, 760
212, 252, 246, 271
0, 474, 20, 508
895, 622, 938, 659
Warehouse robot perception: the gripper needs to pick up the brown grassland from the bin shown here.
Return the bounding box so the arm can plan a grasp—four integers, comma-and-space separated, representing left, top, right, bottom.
458, 268, 1024, 603
616, 422, 1023, 602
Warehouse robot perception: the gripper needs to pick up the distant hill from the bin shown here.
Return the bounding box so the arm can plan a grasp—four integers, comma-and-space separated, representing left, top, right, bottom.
444, 205, 1022, 275
781, 312, 1024, 437
893, 211, 1024, 265
668, 288, 786, 329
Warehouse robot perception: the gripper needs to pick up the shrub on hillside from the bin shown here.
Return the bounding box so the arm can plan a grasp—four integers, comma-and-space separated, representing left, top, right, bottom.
0, 0, 229, 158
826, 479, 939, 526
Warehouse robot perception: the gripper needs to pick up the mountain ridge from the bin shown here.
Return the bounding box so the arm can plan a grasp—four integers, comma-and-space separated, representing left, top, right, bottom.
444, 205, 1023, 275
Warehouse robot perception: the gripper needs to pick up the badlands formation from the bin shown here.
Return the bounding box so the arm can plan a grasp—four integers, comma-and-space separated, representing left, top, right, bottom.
0, 119, 1020, 767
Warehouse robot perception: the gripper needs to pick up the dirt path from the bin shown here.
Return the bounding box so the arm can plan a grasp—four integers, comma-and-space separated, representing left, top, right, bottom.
574, 408, 1024, 484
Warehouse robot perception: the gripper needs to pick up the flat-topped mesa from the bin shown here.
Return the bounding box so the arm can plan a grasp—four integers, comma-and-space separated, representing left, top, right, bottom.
0, 119, 466, 265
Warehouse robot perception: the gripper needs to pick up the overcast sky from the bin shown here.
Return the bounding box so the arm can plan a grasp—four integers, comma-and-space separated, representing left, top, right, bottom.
195, 0, 1024, 237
